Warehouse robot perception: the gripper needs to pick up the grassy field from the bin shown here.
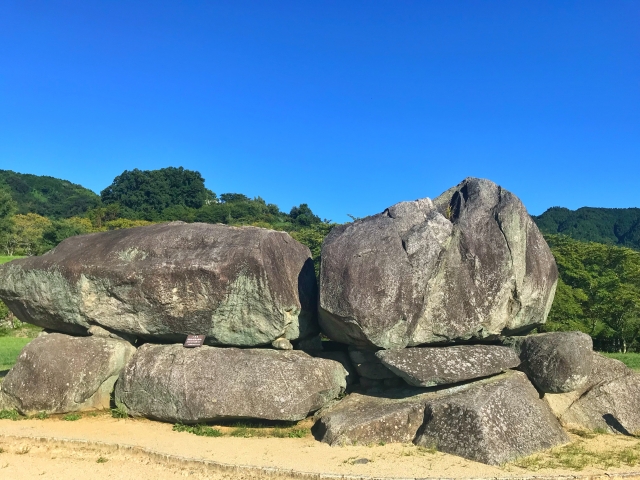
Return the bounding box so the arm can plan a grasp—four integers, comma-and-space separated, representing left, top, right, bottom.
0, 337, 32, 373
602, 352, 640, 371
0, 256, 22, 264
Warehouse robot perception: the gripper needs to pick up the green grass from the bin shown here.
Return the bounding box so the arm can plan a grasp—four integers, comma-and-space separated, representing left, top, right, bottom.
62, 413, 82, 421
602, 352, 640, 371
0, 336, 32, 372
0, 409, 22, 421
173, 423, 224, 437
172, 421, 311, 439
512, 440, 640, 471
111, 403, 129, 419
0, 256, 22, 265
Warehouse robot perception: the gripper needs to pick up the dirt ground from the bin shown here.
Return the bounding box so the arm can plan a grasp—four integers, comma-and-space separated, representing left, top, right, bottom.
1, 414, 640, 479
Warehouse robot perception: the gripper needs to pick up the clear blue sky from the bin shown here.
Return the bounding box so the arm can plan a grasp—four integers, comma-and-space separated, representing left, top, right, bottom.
1, 1, 638, 222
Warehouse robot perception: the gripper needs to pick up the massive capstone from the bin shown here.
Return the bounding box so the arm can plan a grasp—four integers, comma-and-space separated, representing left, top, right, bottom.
115, 344, 347, 423
0, 222, 318, 346
1, 333, 135, 415
319, 177, 558, 349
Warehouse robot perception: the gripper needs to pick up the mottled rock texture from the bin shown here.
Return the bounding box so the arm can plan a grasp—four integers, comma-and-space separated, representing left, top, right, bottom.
506, 331, 593, 393
545, 353, 640, 434
376, 345, 520, 387
115, 344, 347, 423
311, 351, 358, 385
0, 222, 318, 346
415, 371, 569, 465
319, 178, 558, 349
347, 348, 397, 380
1, 333, 135, 415
312, 391, 428, 446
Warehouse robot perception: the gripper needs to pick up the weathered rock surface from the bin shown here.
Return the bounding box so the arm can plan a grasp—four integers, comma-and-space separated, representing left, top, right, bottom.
312, 391, 428, 446
545, 353, 640, 434
506, 331, 593, 393
347, 348, 397, 380
319, 178, 558, 349
415, 371, 569, 465
376, 345, 520, 387
1, 333, 135, 415
115, 344, 347, 423
0, 222, 318, 346
312, 351, 358, 385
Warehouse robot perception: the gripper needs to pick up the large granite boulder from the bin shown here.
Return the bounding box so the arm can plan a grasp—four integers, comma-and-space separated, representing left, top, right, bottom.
376, 345, 520, 387
312, 391, 428, 446
1, 333, 135, 415
319, 178, 558, 349
0, 222, 318, 346
415, 371, 569, 465
115, 344, 347, 423
545, 353, 640, 434
505, 331, 593, 393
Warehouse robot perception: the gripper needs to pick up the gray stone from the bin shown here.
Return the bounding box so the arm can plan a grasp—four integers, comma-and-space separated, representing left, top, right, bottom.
1, 333, 135, 415
347, 347, 397, 380
319, 178, 558, 349
376, 345, 520, 387
312, 391, 428, 446
506, 331, 593, 393
312, 351, 357, 385
294, 335, 324, 353
415, 371, 569, 465
271, 337, 293, 350
545, 353, 640, 434
0, 222, 318, 347
88, 325, 137, 344
115, 344, 347, 423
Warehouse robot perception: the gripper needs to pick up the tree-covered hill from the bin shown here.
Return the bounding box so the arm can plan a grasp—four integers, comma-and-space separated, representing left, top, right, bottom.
534, 207, 640, 250
0, 169, 100, 219
542, 234, 640, 353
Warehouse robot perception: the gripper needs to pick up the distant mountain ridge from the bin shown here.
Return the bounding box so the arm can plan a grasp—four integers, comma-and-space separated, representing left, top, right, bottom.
0, 169, 100, 219
2, 168, 639, 251
534, 207, 640, 250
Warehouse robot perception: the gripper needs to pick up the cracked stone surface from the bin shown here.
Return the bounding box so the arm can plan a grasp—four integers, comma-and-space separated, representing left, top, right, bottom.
376, 345, 520, 387
312, 390, 430, 446
415, 371, 569, 465
0, 222, 318, 346
115, 344, 348, 423
318, 177, 558, 349
544, 352, 640, 434
1, 333, 135, 415
505, 331, 593, 393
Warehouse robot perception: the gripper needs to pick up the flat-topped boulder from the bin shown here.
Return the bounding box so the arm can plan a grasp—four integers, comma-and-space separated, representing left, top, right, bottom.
505, 331, 593, 393
319, 178, 558, 349
0, 222, 318, 346
415, 371, 569, 465
376, 345, 520, 387
1, 333, 135, 415
115, 344, 347, 423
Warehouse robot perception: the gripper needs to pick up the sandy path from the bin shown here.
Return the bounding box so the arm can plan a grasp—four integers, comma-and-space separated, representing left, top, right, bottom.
1, 415, 640, 479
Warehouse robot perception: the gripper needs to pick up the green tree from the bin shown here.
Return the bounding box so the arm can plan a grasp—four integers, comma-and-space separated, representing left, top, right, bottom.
544, 235, 640, 352
101, 167, 215, 220
0, 184, 17, 255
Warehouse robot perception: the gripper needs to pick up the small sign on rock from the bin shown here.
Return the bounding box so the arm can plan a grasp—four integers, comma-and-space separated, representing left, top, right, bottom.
184, 335, 206, 348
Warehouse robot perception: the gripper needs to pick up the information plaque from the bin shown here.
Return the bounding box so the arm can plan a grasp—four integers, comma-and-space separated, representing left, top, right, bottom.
184, 335, 206, 348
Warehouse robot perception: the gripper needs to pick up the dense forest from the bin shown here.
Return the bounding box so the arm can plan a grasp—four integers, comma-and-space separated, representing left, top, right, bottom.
534, 206, 640, 250
1, 168, 639, 351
